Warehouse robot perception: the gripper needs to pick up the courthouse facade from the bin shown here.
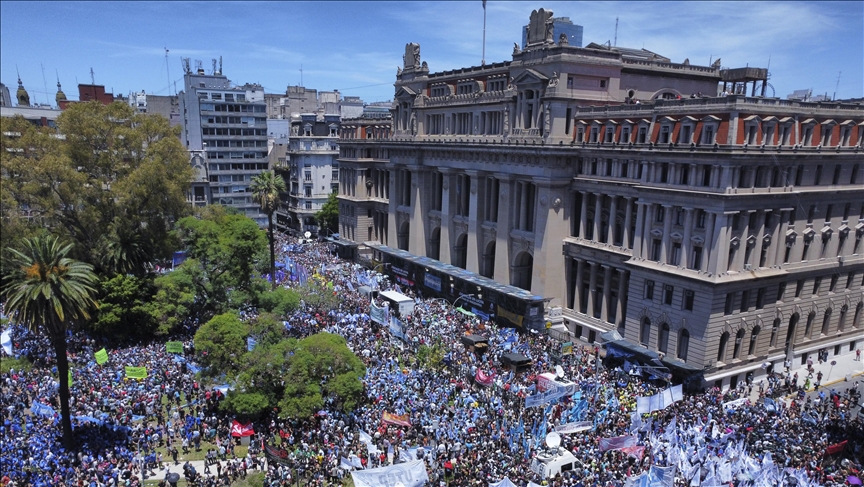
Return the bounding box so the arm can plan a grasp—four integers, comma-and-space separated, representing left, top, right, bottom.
337, 9, 864, 388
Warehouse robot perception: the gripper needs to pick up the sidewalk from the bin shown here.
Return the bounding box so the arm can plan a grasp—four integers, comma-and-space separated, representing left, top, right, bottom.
746, 348, 864, 404
144, 458, 268, 484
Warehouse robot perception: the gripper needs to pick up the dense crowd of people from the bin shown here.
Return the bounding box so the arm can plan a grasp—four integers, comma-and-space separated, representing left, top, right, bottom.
1, 236, 863, 487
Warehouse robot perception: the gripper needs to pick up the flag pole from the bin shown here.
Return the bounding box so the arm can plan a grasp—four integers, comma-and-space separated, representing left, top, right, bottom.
482, 0, 487, 65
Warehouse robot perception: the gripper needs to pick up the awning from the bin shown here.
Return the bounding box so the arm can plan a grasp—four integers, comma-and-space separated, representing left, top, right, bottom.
604, 340, 660, 363
460, 334, 488, 348
500, 353, 532, 368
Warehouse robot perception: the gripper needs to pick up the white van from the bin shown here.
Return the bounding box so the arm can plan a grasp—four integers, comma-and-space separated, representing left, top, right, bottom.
530, 448, 580, 479
379, 290, 415, 317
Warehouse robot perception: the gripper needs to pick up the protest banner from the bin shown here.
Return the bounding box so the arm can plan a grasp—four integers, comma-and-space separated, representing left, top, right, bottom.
599, 435, 638, 452
555, 421, 593, 434
382, 412, 411, 427
124, 366, 148, 379
68, 369, 73, 387
561, 341, 574, 356
370, 301, 387, 326
166, 341, 184, 354
231, 420, 255, 437
1, 329, 12, 355
350, 460, 428, 487
94, 348, 109, 365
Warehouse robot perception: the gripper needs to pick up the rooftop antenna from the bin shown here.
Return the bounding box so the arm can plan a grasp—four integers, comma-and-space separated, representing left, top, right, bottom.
212, 58, 217, 75
41, 63, 49, 105
613, 16, 618, 47
833, 71, 841, 101
165, 48, 171, 95
90, 67, 95, 85
218, 56, 222, 75
300, 64, 303, 86
482, 0, 487, 65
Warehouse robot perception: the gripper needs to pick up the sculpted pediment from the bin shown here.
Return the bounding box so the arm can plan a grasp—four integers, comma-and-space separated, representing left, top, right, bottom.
512, 69, 549, 86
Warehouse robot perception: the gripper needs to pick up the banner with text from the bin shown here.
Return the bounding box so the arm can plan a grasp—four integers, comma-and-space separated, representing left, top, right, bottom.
124, 366, 148, 379
350, 460, 429, 487
166, 341, 184, 354
382, 412, 412, 427
94, 348, 109, 365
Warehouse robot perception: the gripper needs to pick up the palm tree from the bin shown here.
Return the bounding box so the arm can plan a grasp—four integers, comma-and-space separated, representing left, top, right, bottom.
2, 235, 98, 449
250, 171, 286, 290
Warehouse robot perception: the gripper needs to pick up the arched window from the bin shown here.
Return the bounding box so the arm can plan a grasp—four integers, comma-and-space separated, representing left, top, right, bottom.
748, 326, 761, 356
821, 309, 832, 336
838, 305, 848, 332
733, 329, 745, 359
854, 302, 863, 329
640, 317, 651, 346
717, 331, 730, 362
658, 323, 670, 354
677, 329, 690, 361
770, 318, 780, 348
804, 312, 816, 339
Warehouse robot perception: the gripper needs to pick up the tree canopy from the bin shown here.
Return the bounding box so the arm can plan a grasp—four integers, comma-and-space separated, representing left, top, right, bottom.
314, 192, 339, 236
0, 102, 193, 277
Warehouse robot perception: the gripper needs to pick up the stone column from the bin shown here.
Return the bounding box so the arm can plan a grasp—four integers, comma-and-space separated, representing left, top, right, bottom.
623, 197, 634, 249
660, 204, 673, 263
531, 178, 570, 306
493, 174, 512, 283
632, 202, 647, 258
409, 166, 427, 256
705, 212, 722, 274
465, 170, 481, 274
681, 207, 695, 268
755, 209, 768, 268
574, 259, 584, 312
774, 209, 793, 266
387, 166, 398, 248
593, 193, 603, 242
607, 195, 618, 244
579, 191, 589, 238
602, 265, 613, 323
616, 270, 628, 327
713, 212, 734, 274
766, 210, 781, 267
735, 210, 753, 270
720, 165, 733, 190
438, 168, 453, 263
587, 262, 598, 318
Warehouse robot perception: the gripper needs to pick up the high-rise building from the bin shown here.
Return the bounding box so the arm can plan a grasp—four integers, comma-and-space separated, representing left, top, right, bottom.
336, 8, 864, 390
178, 60, 269, 225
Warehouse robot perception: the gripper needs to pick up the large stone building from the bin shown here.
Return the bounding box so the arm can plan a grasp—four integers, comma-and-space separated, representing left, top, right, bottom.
336, 8, 864, 389
178, 60, 269, 225
274, 113, 341, 236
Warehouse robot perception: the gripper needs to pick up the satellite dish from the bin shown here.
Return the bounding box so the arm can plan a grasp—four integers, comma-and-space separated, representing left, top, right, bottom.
555, 365, 565, 378
304, 231, 311, 239
545, 432, 561, 449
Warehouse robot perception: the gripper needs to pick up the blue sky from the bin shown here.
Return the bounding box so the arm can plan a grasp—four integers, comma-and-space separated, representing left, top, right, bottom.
2, 1, 861, 105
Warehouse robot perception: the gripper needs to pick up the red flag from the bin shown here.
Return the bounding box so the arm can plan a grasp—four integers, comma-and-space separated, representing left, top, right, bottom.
826, 440, 847, 455
231, 420, 254, 437
475, 369, 495, 386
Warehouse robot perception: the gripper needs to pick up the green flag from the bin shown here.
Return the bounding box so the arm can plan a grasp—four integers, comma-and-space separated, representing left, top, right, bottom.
166, 341, 184, 354
125, 366, 148, 379
94, 348, 109, 365
68, 369, 73, 387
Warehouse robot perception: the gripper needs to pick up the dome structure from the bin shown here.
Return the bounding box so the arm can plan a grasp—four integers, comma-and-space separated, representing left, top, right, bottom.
16, 77, 30, 107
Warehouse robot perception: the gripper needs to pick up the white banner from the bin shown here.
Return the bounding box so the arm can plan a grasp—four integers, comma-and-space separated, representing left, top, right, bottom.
0, 329, 12, 356
555, 421, 593, 434
350, 460, 429, 487
636, 385, 683, 415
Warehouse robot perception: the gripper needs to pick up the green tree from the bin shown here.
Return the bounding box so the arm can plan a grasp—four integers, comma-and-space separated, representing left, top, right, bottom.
314, 192, 339, 236
1, 236, 98, 448
296, 279, 340, 315
194, 312, 248, 380
0, 103, 193, 277
250, 171, 286, 289
91, 274, 157, 339
175, 209, 268, 317
278, 333, 366, 418
257, 287, 301, 317
144, 262, 198, 335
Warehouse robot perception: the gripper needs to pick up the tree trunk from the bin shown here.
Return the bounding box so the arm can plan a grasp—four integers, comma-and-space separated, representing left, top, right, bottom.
53, 334, 75, 449
268, 212, 277, 290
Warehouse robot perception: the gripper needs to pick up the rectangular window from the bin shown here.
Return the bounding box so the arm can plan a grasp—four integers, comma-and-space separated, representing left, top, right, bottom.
847, 272, 856, 289
638, 127, 647, 143
696, 209, 706, 228
656, 206, 665, 223
795, 279, 804, 298
691, 246, 703, 270
670, 242, 682, 265
660, 126, 670, 144
651, 239, 662, 261
703, 125, 715, 145
756, 287, 766, 309
813, 277, 822, 295
684, 290, 695, 311
565, 108, 572, 135
725, 293, 734, 315
621, 127, 630, 144
740, 290, 749, 312
777, 282, 786, 302
645, 280, 655, 300
829, 274, 838, 292
664, 285, 674, 305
